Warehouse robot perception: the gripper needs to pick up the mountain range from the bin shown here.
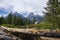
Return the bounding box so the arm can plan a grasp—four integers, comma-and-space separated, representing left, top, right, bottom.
13, 12, 43, 23
0, 8, 43, 23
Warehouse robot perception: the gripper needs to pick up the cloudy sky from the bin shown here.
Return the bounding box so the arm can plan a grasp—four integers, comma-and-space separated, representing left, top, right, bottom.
0, 0, 48, 16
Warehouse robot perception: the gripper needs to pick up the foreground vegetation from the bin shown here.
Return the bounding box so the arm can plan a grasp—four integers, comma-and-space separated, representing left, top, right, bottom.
1, 21, 59, 30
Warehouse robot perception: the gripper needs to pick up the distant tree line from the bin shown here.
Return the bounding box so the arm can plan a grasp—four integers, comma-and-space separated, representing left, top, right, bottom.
0, 12, 32, 26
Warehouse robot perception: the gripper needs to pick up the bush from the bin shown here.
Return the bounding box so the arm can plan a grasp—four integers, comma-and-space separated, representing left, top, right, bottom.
38, 22, 54, 29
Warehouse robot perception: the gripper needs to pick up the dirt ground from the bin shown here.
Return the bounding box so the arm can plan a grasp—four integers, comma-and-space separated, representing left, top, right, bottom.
41, 37, 60, 40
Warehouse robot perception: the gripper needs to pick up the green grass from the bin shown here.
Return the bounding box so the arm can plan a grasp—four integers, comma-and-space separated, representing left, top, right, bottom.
1, 22, 58, 29
1, 24, 19, 28
1, 24, 40, 28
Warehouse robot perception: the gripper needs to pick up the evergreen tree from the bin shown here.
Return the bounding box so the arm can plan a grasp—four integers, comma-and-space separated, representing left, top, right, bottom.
17, 17, 21, 25
44, 0, 59, 29
11, 14, 17, 25
15, 16, 24, 26
32, 17, 36, 24
0, 16, 5, 25
25, 19, 30, 25
6, 12, 13, 24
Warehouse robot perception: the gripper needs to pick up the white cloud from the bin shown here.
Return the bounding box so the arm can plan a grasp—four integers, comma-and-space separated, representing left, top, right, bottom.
0, 0, 48, 15
0, 15, 1, 17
